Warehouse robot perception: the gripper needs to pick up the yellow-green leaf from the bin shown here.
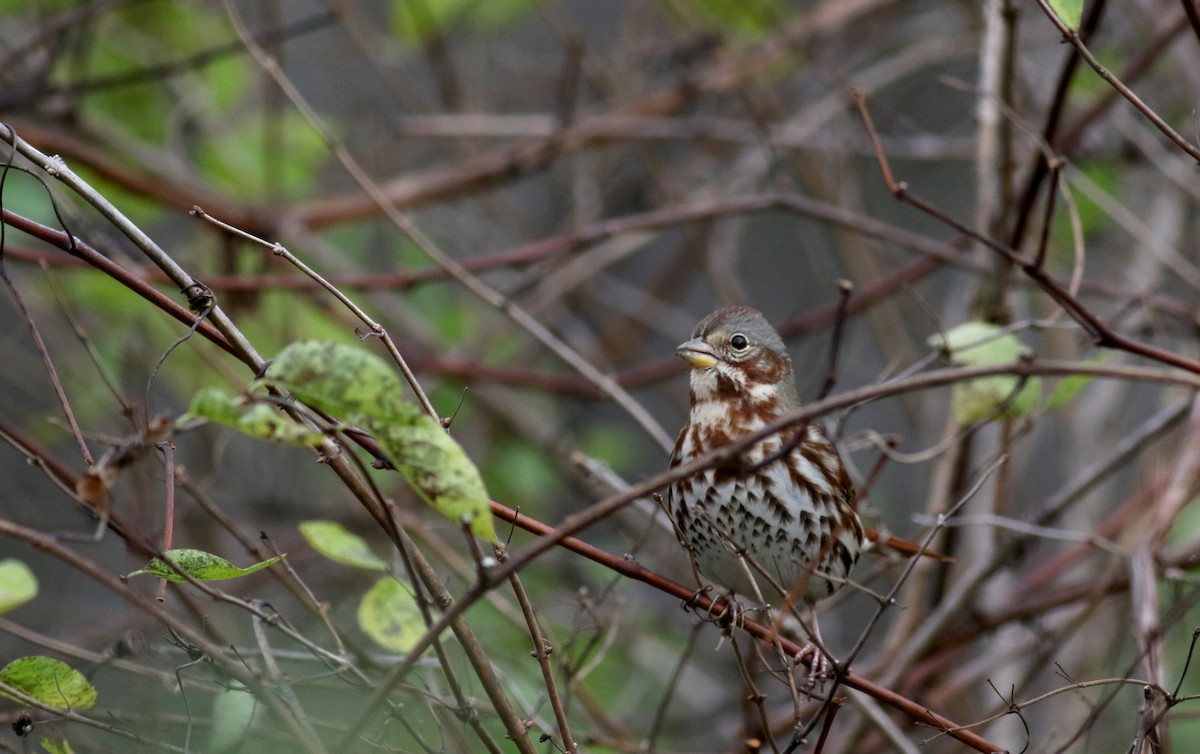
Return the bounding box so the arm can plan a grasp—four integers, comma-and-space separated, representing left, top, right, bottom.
390, 0, 533, 41
262, 341, 407, 421
951, 376, 1040, 425
375, 403, 497, 542
931, 322, 1041, 425
929, 322, 1026, 366
0, 559, 37, 613
178, 386, 243, 427
358, 577, 424, 653
40, 738, 75, 754
208, 681, 256, 753
0, 656, 97, 711
265, 341, 497, 542
126, 549, 284, 582
236, 404, 324, 446
179, 387, 322, 446
299, 520, 388, 571
1048, 0, 1083, 29
1048, 356, 1105, 409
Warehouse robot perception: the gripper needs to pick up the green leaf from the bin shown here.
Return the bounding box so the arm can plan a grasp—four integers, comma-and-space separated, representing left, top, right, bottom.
126, 549, 284, 582
1048, 373, 1094, 409
265, 341, 497, 542
1057, 160, 1117, 244
0, 0, 75, 13
263, 341, 407, 421
929, 322, 1026, 366
236, 404, 324, 446
0, 656, 97, 711
690, 0, 781, 36
40, 738, 75, 754
0, 559, 38, 613
205, 56, 249, 114
179, 388, 323, 446
299, 520, 388, 571
178, 387, 244, 427
374, 403, 498, 542
358, 578, 425, 653
208, 682, 256, 753
930, 322, 1041, 425
1048, 0, 1083, 29
391, 0, 533, 41
951, 376, 1041, 425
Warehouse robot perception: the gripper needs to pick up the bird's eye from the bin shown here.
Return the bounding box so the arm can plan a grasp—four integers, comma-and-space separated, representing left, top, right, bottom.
730, 333, 749, 350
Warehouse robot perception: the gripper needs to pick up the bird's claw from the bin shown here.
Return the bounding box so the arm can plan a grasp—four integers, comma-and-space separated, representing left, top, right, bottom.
793, 643, 833, 693
683, 588, 752, 629
681, 585, 713, 613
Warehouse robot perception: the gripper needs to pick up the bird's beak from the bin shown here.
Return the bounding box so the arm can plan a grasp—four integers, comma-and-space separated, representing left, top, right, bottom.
676, 337, 717, 369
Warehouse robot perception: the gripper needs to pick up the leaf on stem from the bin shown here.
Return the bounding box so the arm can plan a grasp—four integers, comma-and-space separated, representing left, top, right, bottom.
372, 402, 497, 542
178, 388, 323, 446
929, 322, 1041, 424
261, 340, 407, 420
357, 577, 424, 653
1047, 0, 1083, 30
126, 549, 284, 582
0, 656, 97, 711
264, 341, 497, 542
299, 520, 388, 571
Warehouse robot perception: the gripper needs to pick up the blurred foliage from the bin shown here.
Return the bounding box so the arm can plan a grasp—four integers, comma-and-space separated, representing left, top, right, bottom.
2, 0, 1200, 751
689, 0, 783, 36
195, 110, 330, 199
390, 0, 536, 40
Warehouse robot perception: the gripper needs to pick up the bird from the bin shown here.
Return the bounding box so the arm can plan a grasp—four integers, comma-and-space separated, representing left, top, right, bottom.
665, 305, 865, 682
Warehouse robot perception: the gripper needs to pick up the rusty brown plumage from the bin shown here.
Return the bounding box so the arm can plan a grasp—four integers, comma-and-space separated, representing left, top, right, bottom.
665, 306, 865, 607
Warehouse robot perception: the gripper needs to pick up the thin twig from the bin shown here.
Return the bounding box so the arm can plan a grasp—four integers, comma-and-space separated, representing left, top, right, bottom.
0, 124, 265, 370
1033, 0, 1200, 164
222, 3, 673, 452
501, 547, 578, 754
852, 89, 1200, 375
0, 519, 325, 753
0, 263, 93, 464
190, 205, 441, 421
156, 442, 175, 602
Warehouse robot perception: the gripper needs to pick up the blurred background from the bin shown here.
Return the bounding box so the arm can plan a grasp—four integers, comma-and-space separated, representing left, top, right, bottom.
3, 1, 1200, 752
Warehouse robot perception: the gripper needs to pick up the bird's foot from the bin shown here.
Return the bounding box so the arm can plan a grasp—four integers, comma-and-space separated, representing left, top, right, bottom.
793, 643, 834, 693
706, 593, 746, 629
683, 588, 756, 630
681, 585, 713, 613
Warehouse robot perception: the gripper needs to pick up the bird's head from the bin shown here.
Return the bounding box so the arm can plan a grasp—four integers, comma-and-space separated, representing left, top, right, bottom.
676, 306, 798, 409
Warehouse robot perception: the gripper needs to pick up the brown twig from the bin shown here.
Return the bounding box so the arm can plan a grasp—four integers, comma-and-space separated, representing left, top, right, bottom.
488, 501, 1004, 754
0, 518, 327, 753
1182, 0, 1200, 45
224, 5, 673, 451
817, 279, 854, 402
156, 442, 175, 602
852, 88, 1200, 375
0, 209, 240, 360
1033, 0, 1200, 164
0, 262, 93, 465
501, 547, 579, 754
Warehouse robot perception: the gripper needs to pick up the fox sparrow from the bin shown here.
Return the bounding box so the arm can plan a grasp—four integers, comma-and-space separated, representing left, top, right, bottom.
666, 306, 865, 666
